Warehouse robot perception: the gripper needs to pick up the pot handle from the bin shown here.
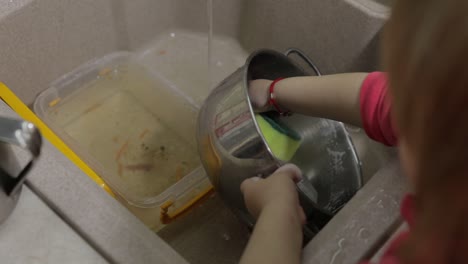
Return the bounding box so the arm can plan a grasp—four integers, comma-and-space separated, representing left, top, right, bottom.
0, 117, 42, 195
284, 48, 322, 76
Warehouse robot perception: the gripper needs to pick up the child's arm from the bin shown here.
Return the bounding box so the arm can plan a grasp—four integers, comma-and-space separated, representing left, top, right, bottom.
240, 202, 303, 264
250, 72, 397, 145
249, 73, 368, 127
240, 165, 305, 264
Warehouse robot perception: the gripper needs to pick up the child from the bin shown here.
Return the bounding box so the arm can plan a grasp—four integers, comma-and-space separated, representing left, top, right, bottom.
240, 0, 468, 263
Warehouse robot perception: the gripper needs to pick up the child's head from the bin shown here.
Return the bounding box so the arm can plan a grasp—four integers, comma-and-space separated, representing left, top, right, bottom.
384, 0, 468, 262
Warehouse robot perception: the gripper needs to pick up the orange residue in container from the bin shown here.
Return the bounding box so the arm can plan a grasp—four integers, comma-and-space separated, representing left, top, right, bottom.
48, 98, 61, 107
84, 103, 102, 114
124, 163, 154, 172
158, 50, 167, 55
98, 67, 112, 77
115, 140, 129, 177
175, 165, 184, 181
139, 129, 150, 139
117, 163, 123, 177
115, 140, 129, 161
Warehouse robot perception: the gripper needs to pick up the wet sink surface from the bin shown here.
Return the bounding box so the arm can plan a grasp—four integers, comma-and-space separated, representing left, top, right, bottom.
158, 194, 250, 264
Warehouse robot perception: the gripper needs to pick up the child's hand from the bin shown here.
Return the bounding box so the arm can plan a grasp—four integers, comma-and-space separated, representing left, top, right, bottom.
240, 164, 306, 224
248, 79, 273, 112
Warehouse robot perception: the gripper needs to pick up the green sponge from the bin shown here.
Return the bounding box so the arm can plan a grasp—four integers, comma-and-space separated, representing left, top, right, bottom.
255, 113, 302, 162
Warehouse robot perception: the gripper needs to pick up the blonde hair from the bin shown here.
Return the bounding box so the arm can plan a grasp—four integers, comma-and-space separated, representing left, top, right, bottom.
384, 0, 468, 263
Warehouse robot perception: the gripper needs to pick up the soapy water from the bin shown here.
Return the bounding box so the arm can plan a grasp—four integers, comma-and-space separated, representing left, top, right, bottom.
344, 124, 362, 133
323, 190, 353, 214
327, 148, 346, 174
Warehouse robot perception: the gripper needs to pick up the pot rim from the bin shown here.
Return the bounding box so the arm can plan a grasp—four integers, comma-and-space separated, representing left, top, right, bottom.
242, 49, 299, 170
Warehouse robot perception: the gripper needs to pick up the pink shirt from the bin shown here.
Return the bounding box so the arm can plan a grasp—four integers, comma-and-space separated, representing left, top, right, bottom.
360, 72, 397, 146
360, 72, 413, 264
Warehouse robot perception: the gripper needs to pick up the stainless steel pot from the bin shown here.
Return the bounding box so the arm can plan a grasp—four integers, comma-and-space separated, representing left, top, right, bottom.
197, 49, 362, 237
0, 116, 41, 224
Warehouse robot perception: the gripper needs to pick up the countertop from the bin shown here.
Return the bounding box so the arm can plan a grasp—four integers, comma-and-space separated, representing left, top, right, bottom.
0, 186, 106, 263
0, 100, 188, 264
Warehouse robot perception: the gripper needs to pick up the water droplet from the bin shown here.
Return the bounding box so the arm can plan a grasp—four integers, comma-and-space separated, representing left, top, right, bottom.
344, 124, 362, 133
329, 238, 345, 264
306, 169, 317, 181
358, 228, 370, 240
170, 32, 176, 37
222, 233, 231, 241
377, 200, 384, 208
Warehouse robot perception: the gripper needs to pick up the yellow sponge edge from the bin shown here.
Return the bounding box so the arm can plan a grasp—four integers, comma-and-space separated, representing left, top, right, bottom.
255, 114, 301, 162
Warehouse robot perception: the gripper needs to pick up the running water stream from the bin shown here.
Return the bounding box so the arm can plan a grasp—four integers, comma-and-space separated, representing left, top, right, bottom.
207, 0, 214, 93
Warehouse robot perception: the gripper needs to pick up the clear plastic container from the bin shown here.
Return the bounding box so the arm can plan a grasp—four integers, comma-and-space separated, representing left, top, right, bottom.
34, 52, 212, 216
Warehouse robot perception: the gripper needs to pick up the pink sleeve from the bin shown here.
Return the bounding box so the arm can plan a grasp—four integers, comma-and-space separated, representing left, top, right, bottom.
360, 232, 410, 264
360, 72, 398, 146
